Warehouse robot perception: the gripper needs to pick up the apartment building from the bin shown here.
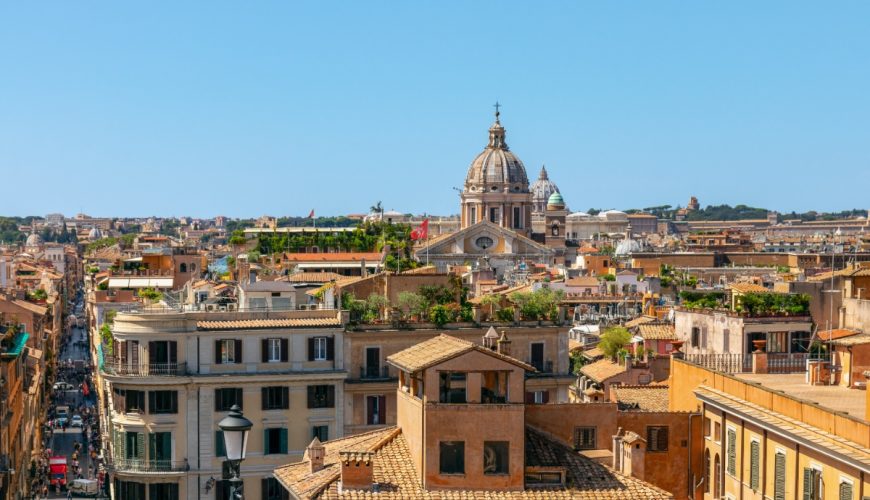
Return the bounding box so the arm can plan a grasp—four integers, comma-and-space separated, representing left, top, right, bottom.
93, 308, 347, 500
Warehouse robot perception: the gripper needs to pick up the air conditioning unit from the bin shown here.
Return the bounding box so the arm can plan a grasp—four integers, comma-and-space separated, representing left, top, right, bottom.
226, 304, 236, 311
206, 304, 216, 312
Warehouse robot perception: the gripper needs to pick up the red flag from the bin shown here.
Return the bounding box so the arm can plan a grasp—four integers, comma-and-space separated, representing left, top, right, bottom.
308, 209, 315, 219
411, 219, 429, 241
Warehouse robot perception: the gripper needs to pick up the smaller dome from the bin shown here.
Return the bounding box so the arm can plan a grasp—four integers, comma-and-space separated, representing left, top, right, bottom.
547, 192, 565, 209
88, 227, 103, 240
26, 233, 43, 247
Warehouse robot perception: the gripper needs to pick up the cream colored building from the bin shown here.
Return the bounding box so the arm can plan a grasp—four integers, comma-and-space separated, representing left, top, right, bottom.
93, 308, 346, 500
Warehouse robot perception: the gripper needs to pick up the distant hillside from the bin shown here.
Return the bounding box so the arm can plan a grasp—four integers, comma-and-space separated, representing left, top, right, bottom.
685, 204, 769, 221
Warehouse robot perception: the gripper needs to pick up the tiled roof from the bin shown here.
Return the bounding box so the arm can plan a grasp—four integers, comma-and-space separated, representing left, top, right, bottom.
285, 272, 342, 283
612, 386, 670, 412
696, 385, 870, 471
283, 252, 383, 263
819, 329, 862, 341
582, 346, 605, 360
624, 316, 657, 328
386, 334, 534, 373
565, 277, 600, 287
831, 333, 870, 347
580, 359, 626, 383
274, 426, 672, 499
728, 282, 770, 294
637, 323, 676, 340
196, 317, 341, 330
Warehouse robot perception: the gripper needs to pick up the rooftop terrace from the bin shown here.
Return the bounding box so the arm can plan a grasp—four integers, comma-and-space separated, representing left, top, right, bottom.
735, 372, 865, 418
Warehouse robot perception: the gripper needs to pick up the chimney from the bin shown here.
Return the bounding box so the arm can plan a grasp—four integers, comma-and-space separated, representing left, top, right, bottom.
483, 326, 499, 350
249, 269, 257, 284
307, 437, 325, 474
496, 330, 512, 357
339, 451, 373, 491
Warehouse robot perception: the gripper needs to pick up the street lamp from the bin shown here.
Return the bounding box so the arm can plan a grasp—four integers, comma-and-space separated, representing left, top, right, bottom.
218, 405, 253, 500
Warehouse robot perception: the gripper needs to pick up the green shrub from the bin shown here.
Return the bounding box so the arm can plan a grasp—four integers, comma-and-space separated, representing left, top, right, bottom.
496, 306, 515, 322
429, 305, 451, 327
599, 327, 632, 358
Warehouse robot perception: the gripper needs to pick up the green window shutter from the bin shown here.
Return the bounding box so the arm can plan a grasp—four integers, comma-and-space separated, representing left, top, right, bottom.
774, 452, 786, 500
137, 432, 145, 461
726, 429, 736, 475
264, 429, 271, 455
215, 431, 225, 457
749, 441, 760, 490
840, 482, 853, 500
803, 468, 813, 500
280, 428, 288, 454
148, 433, 156, 464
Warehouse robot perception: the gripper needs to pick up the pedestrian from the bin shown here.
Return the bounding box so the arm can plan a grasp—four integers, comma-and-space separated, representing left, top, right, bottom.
67, 487, 72, 499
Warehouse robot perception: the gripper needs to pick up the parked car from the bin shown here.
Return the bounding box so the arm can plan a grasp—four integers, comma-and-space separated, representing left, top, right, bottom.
70, 415, 84, 428
69, 478, 98, 496
53, 381, 74, 391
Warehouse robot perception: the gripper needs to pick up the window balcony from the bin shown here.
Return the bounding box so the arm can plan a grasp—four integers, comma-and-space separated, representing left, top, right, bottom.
360, 365, 391, 380
109, 458, 189, 473
103, 358, 188, 377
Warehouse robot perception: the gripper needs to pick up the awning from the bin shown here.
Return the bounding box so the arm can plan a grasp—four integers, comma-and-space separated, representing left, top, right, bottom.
123, 257, 143, 263
2, 332, 30, 358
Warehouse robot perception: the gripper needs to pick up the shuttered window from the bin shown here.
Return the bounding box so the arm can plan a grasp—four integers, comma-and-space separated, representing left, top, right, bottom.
774, 452, 786, 500
573, 427, 596, 450
646, 426, 668, 452
749, 440, 760, 490
263, 428, 288, 455
307, 385, 335, 408
726, 428, 736, 476
803, 467, 822, 500
839, 481, 853, 500
215, 431, 226, 457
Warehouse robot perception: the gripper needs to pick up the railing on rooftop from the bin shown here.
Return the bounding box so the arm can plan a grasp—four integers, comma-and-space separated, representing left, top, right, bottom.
684, 352, 825, 374
359, 365, 392, 380
115, 303, 337, 315
102, 358, 188, 377
527, 360, 554, 375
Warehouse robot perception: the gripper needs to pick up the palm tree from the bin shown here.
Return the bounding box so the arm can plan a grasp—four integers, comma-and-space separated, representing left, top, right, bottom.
370, 201, 383, 216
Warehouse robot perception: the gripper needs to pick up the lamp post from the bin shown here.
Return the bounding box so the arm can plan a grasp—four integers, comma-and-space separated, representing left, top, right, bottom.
218, 405, 253, 500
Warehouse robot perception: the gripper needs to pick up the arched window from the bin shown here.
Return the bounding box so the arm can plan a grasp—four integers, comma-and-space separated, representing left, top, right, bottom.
713, 454, 721, 499
179, 263, 187, 273
551, 224, 559, 237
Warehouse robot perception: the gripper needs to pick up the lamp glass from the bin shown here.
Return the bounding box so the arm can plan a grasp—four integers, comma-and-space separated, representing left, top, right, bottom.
223, 428, 249, 462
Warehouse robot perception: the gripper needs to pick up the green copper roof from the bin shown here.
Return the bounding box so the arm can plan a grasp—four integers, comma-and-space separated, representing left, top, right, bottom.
2, 332, 29, 359
547, 192, 565, 205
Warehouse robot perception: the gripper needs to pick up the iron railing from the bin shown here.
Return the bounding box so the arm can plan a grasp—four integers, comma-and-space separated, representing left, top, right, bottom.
109, 459, 189, 473
360, 366, 391, 379
102, 358, 188, 376
684, 353, 749, 373
528, 360, 554, 374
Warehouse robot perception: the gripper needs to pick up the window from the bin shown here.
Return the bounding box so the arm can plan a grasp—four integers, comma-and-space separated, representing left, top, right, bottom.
308, 336, 334, 361
839, 480, 853, 500
263, 428, 288, 455
646, 426, 668, 452
803, 468, 823, 500
726, 428, 736, 475
691, 327, 700, 348
148, 390, 178, 414
114, 388, 146, 414
513, 207, 522, 229
179, 263, 187, 273
366, 395, 386, 425
261, 387, 289, 410
573, 427, 596, 450
262, 338, 288, 363
530, 342, 545, 371
767, 331, 788, 353
483, 441, 509, 475
438, 372, 466, 403
489, 207, 499, 224
791, 331, 812, 353
749, 440, 760, 490
149, 432, 172, 463
215, 431, 226, 457
469, 207, 476, 225
312, 425, 329, 442
307, 385, 335, 408
149, 483, 179, 500
525, 390, 549, 404
705, 449, 711, 494
774, 452, 786, 500
703, 417, 711, 437
439, 441, 465, 475
148, 340, 177, 365
261, 477, 289, 500
714, 421, 721, 442
215, 339, 242, 364
215, 388, 243, 411
115, 480, 146, 500
364, 347, 381, 378
481, 371, 508, 404
125, 431, 144, 460
714, 454, 721, 498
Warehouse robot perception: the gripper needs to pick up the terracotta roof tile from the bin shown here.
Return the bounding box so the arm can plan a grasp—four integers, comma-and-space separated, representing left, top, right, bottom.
386, 334, 534, 373
728, 282, 770, 294
580, 359, 626, 383
831, 332, 870, 346
284, 272, 343, 283
637, 323, 676, 340
818, 329, 862, 341
612, 386, 670, 412
624, 316, 657, 328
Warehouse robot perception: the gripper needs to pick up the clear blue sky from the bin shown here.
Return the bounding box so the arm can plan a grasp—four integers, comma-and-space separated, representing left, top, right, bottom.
2, 2, 869, 219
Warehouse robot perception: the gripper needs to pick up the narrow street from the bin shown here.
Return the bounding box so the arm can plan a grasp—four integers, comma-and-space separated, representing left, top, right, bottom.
35, 294, 104, 499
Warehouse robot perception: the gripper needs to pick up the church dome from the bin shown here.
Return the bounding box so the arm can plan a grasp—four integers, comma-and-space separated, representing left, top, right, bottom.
26, 232, 43, 247
88, 227, 103, 240
531, 166, 560, 213
547, 192, 565, 210
464, 112, 529, 193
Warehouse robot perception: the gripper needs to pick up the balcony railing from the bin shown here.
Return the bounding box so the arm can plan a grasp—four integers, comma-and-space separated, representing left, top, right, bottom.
360, 366, 391, 379
109, 459, 189, 473
102, 358, 188, 376
528, 360, 554, 374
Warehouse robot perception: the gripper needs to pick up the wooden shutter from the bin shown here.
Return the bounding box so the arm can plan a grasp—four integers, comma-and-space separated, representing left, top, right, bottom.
148, 433, 156, 464
263, 429, 271, 454
280, 428, 288, 454
379, 395, 386, 424
280, 339, 289, 362
136, 432, 145, 460
326, 385, 335, 408
727, 429, 736, 475
803, 468, 813, 500
215, 389, 223, 411
215, 431, 225, 457
840, 482, 853, 500
234, 339, 243, 363
215, 340, 222, 364
307, 386, 315, 408
307, 338, 315, 361
542, 390, 550, 404
262, 388, 268, 410
282, 387, 289, 409
148, 341, 157, 363
749, 441, 760, 490
327, 337, 335, 360
116, 388, 126, 413
525, 392, 534, 404
171, 391, 178, 413
261, 339, 269, 363
131, 340, 139, 366
774, 453, 786, 500
366, 396, 375, 424
169, 341, 177, 363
